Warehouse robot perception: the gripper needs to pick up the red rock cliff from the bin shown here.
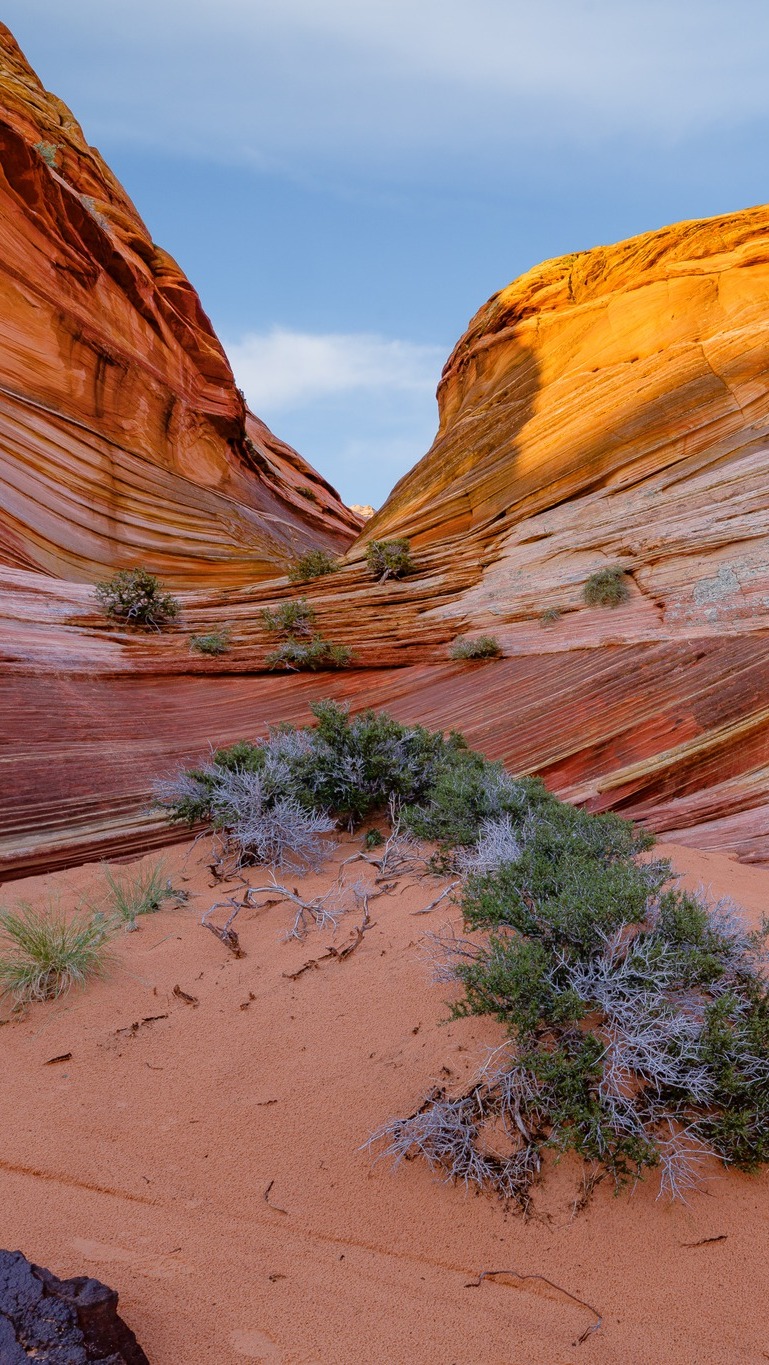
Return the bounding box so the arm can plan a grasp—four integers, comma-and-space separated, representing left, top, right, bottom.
0, 24, 359, 586
2, 24, 769, 875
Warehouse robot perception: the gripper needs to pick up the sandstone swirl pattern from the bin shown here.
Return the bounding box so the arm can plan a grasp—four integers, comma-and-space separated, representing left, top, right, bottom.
0, 24, 359, 586
1, 20, 768, 873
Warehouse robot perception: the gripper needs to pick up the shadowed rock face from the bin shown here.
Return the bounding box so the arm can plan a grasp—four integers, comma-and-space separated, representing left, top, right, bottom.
0, 25, 359, 586
0, 1250, 149, 1363
1, 20, 768, 874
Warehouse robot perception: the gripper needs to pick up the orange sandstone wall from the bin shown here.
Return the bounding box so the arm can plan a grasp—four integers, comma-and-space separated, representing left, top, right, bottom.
0, 24, 359, 586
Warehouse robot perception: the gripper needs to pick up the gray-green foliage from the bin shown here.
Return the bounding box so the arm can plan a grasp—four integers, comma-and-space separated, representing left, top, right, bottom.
287, 549, 339, 582
99, 860, 171, 931
190, 628, 231, 656
583, 566, 631, 607
34, 141, 58, 168
95, 568, 180, 630
449, 635, 502, 661
374, 789, 769, 1206
0, 902, 113, 1004
365, 538, 416, 582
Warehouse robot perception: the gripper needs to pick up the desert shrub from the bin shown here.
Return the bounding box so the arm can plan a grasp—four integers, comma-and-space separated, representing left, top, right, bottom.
288, 549, 339, 582
449, 635, 502, 661
297, 485, 319, 503
265, 636, 352, 671
34, 141, 58, 168
365, 538, 416, 582
190, 628, 231, 656
374, 794, 769, 1207
261, 598, 315, 636
364, 828, 384, 849
100, 860, 171, 931
0, 903, 113, 1004
207, 769, 336, 870
582, 566, 631, 608
539, 607, 562, 626
95, 568, 180, 630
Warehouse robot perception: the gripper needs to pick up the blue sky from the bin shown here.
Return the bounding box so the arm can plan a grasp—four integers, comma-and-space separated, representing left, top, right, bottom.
4, 1, 769, 505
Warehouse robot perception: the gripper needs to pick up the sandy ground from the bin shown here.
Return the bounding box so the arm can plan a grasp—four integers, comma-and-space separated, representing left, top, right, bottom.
1, 837, 769, 1364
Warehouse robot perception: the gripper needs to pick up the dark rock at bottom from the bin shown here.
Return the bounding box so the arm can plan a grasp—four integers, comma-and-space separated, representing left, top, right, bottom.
0, 1250, 150, 1363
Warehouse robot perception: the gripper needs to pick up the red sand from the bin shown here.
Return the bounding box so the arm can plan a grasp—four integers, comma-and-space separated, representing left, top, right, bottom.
1, 839, 768, 1364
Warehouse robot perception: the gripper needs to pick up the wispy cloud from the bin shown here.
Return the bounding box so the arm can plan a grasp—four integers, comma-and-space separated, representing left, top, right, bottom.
8, 0, 769, 171
224, 328, 444, 411
221, 328, 444, 504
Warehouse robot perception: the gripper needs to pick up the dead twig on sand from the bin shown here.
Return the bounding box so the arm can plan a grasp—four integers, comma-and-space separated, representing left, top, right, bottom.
263, 1180, 288, 1215
464, 1269, 602, 1346
411, 881, 460, 915
283, 892, 374, 979
680, 1234, 727, 1248
201, 898, 247, 956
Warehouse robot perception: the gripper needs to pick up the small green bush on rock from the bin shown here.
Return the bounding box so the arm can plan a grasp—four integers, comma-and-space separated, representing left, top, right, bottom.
287, 550, 339, 582
365, 538, 416, 583
190, 628, 231, 656
95, 568, 180, 630
449, 635, 502, 661
261, 599, 315, 636
265, 636, 352, 672
582, 566, 631, 607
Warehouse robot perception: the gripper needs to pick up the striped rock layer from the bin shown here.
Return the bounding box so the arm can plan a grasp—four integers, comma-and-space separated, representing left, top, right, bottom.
0, 24, 359, 588
2, 25, 769, 874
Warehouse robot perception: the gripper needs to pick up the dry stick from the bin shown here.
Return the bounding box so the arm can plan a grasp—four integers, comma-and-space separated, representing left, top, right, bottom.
411, 881, 461, 915
681, 1234, 727, 1248
464, 1270, 602, 1347
201, 897, 247, 957
284, 892, 374, 979
263, 1180, 288, 1215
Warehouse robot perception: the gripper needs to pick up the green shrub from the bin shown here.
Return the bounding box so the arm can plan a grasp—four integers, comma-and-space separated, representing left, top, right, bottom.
297, 486, 319, 503
288, 549, 339, 582
34, 141, 58, 168
95, 568, 180, 630
261, 598, 315, 636
582, 566, 631, 607
365, 538, 416, 582
100, 861, 171, 931
539, 607, 562, 626
373, 782, 769, 1206
265, 636, 352, 671
0, 903, 113, 1004
449, 635, 502, 661
364, 828, 384, 849
190, 628, 231, 656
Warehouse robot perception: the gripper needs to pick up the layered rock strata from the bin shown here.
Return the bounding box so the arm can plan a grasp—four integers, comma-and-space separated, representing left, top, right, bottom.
0, 24, 359, 586
2, 21, 769, 873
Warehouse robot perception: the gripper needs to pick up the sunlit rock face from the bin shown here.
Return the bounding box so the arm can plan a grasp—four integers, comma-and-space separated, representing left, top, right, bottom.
2, 17, 768, 874
0, 24, 359, 586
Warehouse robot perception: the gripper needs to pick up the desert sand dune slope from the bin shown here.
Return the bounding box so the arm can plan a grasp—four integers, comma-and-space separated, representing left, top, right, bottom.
1, 17, 768, 872
2, 838, 769, 1364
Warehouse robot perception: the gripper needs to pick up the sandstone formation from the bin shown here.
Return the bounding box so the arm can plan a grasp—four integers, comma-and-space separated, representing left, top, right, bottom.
1, 21, 769, 874
0, 24, 359, 587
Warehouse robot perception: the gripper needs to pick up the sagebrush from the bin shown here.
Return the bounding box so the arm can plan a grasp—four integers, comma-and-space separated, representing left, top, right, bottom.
365, 538, 416, 582
190, 628, 231, 656
583, 566, 630, 607
450, 635, 502, 661
288, 549, 339, 582
95, 568, 180, 630
158, 700, 769, 1207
